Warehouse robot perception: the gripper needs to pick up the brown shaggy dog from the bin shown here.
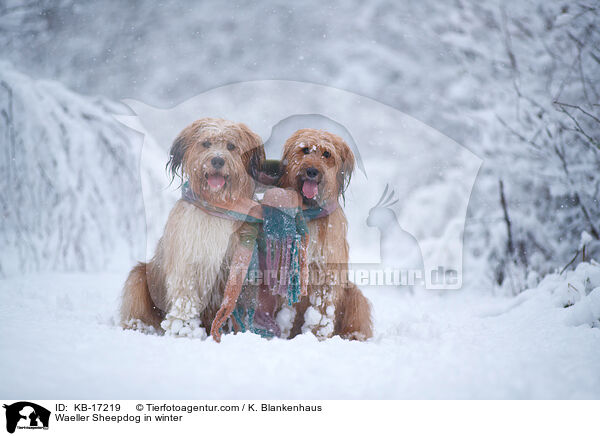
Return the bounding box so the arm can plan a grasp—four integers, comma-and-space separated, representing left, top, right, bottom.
277, 129, 373, 341
120, 118, 264, 338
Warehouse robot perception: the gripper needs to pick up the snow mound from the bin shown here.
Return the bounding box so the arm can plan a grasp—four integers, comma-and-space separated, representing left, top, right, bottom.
0, 62, 168, 277
535, 261, 600, 328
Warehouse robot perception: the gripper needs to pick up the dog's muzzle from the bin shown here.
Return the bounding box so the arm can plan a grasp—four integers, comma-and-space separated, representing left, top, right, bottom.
300, 167, 320, 199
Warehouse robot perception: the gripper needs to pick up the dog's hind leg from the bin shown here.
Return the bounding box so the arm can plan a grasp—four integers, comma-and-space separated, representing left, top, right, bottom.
120, 262, 164, 333
334, 282, 373, 341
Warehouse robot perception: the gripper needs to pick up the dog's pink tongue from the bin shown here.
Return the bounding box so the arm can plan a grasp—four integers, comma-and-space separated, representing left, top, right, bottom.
207, 175, 225, 190
302, 180, 318, 199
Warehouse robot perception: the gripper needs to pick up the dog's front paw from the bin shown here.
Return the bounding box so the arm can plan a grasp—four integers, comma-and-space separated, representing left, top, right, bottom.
161, 315, 206, 339
302, 305, 335, 340
179, 319, 207, 339
276, 306, 296, 339
161, 297, 206, 339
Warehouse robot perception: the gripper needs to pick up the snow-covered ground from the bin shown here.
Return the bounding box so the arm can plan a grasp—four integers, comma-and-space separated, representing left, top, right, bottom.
2, 263, 599, 399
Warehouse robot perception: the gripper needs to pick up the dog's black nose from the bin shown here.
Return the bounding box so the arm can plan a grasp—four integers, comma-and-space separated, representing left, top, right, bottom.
211, 156, 225, 169
306, 167, 319, 179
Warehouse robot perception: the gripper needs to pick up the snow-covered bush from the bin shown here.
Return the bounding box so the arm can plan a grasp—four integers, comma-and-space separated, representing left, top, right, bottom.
463, 2, 600, 292
0, 62, 154, 276
536, 261, 600, 328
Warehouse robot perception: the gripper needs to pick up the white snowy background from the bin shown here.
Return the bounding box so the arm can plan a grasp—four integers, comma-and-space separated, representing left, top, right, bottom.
1, 0, 599, 398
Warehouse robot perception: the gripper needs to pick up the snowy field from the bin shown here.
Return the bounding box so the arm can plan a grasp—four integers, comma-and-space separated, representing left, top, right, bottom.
2, 264, 599, 399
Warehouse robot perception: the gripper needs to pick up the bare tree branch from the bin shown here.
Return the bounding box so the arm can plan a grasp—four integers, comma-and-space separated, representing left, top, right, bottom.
499, 179, 515, 255
553, 100, 600, 124
553, 145, 600, 239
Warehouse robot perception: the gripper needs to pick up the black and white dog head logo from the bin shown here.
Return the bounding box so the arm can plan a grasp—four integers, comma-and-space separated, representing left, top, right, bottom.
3, 402, 50, 434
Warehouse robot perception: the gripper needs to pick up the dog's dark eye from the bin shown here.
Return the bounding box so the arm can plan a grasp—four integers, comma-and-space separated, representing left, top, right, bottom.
227, 142, 236, 151
322, 151, 331, 158
202, 141, 211, 148
302, 147, 310, 155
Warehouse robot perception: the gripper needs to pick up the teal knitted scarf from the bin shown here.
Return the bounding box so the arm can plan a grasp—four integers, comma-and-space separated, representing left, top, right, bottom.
181, 181, 337, 336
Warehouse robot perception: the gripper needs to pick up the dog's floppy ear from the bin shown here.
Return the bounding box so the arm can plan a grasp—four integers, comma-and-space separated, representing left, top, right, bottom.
166, 126, 191, 185
334, 135, 355, 198
239, 123, 265, 180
